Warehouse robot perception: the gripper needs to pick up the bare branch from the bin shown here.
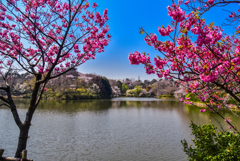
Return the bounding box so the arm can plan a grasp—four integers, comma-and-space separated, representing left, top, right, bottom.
0, 103, 11, 108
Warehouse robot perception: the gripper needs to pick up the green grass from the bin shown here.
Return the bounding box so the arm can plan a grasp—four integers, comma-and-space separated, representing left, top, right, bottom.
158, 95, 175, 99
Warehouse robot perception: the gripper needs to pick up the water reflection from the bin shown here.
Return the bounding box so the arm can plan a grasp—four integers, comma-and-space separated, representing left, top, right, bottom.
10, 99, 113, 113
11, 98, 182, 110
186, 104, 240, 131
0, 98, 239, 161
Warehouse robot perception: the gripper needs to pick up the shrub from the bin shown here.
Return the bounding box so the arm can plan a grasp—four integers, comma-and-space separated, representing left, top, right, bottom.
181, 121, 240, 161
126, 89, 134, 97
133, 85, 142, 97
146, 86, 151, 91
122, 83, 129, 94
185, 93, 202, 102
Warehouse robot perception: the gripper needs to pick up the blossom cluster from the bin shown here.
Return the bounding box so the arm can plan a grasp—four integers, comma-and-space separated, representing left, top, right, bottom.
129, 2, 240, 114
0, 0, 110, 78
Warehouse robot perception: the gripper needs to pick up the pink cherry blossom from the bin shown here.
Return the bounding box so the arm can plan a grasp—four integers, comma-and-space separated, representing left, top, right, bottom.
185, 1, 190, 5
128, 2, 240, 132
207, 0, 214, 5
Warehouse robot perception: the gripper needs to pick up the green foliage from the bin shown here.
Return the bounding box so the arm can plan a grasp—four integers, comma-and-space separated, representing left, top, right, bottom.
122, 83, 129, 94
42, 88, 57, 98
125, 86, 143, 97
102, 77, 112, 98
126, 89, 133, 97
146, 86, 151, 91
12, 89, 26, 96
181, 122, 240, 161
23, 93, 32, 98
226, 94, 240, 104
24, 87, 101, 100
227, 98, 237, 104
185, 93, 202, 102
150, 79, 157, 85
158, 95, 175, 99
139, 83, 146, 88
116, 80, 123, 93
58, 89, 99, 99
133, 85, 142, 97
90, 76, 112, 98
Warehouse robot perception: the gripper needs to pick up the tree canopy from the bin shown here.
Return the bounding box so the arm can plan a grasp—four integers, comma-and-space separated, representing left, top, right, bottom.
128, 0, 240, 130
0, 0, 110, 157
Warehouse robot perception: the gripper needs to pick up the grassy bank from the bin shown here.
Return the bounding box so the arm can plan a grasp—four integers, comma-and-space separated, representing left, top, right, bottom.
158, 95, 175, 99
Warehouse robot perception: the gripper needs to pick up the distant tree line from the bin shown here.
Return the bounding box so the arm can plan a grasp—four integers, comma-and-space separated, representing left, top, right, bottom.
1, 69, 180, 99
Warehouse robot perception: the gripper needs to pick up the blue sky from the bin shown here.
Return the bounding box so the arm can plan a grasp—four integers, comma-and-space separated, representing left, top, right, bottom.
78, 0, 239, 81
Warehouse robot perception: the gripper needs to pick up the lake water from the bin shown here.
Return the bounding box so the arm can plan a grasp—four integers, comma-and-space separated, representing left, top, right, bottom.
0, 98, 239, 161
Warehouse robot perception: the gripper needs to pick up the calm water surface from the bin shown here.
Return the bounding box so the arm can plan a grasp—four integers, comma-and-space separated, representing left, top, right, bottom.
0, 98, 239, 161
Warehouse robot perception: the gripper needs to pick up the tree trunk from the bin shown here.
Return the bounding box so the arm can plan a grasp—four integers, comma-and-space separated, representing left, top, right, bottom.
14, 75, 42, 158
15, 124, 30, 158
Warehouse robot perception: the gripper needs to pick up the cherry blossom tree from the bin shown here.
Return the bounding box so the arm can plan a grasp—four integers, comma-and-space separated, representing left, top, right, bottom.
179, 0, 240, 26
0, 0, 110, 157
129, 1, 240, 130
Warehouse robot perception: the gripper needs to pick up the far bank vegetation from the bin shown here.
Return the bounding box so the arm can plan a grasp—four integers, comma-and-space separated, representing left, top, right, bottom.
1, 69, 184, 99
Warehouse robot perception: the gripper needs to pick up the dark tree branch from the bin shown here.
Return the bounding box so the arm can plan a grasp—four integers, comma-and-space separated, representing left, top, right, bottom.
0, 103, 11, 108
